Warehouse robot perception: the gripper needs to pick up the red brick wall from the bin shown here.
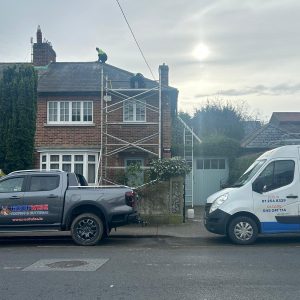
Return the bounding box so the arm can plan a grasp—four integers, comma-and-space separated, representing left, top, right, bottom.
35, 95, 101, 148
35, 92, 174, 168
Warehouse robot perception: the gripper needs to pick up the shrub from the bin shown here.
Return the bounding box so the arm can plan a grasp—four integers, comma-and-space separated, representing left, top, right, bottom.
149, 157, 191, 181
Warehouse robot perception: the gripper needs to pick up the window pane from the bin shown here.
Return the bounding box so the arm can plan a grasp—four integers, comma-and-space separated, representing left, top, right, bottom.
62, 155, 71, 162
49, 102, 58, 122
211, 159, 218, 169
88, 155, 96, 162
75, 155, 83, 162
42, 155, 47, 163
50, 164, 59, 170
219, 159, 225, 169
62, 163, 71, 172
72, 102, 81, 121
74, 164, 83, 175
124, 100, 134, 121
0, 177, 24, 193
50, 155, 59, 162
273, 160, 295, 189
196, 159, 203, 169
29, 176, 60, 192
136, 100, 146, 121
126, 159, 143, 186
204, 159, 210, 169
42, 164, 46, 170
253, 162, 274, 192
83, 102, 93, 122
88, 164, 96, 183
60, 101, 69, 122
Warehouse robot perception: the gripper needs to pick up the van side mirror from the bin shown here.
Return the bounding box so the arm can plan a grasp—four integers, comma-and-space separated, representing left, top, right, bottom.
252, 180, 264, 194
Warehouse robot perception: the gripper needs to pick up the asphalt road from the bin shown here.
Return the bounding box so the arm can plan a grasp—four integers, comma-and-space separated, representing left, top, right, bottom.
1, 234, 300, 300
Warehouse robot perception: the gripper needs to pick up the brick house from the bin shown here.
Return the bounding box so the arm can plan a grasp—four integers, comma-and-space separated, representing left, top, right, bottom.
32, 27, 178, 185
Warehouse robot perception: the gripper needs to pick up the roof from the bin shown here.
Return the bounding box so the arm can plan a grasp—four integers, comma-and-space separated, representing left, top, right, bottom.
242, 121, 300, 149
241, 123, 288, 149
36, 62, 177, 93
270, 112, 300, 124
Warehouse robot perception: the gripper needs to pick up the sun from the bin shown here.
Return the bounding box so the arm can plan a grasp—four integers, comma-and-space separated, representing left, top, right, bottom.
193, 43, 210, 61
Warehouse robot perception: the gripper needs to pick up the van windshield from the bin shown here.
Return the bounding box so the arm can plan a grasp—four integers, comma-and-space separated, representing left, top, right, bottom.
233, 159, 266, 187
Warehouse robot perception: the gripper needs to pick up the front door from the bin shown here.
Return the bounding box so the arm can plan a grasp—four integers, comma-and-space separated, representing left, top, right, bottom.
252, 159, 300, 233
0, 176, 25, 226
22, 174, 63, 226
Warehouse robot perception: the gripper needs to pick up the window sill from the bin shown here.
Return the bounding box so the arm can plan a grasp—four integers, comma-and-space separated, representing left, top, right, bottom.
44, 123, 95, 127
120, 122, 157, 125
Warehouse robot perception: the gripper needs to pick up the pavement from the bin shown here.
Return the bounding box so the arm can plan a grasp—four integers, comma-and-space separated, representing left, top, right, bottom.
110, 205, 213, 238
0, 206, 213, 240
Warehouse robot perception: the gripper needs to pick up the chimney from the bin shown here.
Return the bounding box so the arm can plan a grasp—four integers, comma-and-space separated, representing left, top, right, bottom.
37, 25, 42, 44
159, 63, 169, 87
33, 26, 56, 66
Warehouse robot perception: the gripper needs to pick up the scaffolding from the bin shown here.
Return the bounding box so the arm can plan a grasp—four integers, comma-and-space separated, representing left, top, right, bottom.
178, 116, 202, 208
97, 63, 162, 185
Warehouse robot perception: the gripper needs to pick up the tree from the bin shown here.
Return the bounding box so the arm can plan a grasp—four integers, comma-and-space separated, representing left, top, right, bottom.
192, 100, 247, 141
0, 65, 37, 173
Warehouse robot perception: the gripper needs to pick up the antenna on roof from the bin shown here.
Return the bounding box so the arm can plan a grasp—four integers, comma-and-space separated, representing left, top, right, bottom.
30, 37, 33, 63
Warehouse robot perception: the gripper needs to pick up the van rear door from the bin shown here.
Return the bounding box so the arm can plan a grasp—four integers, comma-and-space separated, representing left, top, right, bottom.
252, 159, 300, 233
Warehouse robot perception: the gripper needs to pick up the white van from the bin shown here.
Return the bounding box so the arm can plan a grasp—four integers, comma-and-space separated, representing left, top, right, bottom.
204, 145, 300, 244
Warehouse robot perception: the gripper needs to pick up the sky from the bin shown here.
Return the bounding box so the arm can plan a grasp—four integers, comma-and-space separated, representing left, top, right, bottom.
0, 0, 299, 121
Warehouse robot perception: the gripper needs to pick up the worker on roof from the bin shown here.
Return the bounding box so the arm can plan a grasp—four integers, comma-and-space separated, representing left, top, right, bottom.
96, 48, 107, 63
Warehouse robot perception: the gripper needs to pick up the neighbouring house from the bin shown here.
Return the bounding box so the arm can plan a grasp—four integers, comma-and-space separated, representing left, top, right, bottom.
241, 112, 300, 151
31, 27, 178, 185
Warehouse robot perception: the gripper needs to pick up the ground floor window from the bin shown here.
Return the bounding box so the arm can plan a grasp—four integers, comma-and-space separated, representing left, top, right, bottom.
125, 158, 144, 187
40, 151, 99, 185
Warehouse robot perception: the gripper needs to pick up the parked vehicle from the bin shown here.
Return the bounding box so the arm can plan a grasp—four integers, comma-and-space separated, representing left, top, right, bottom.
205, 145, 300, 244
0, 170, 138, 245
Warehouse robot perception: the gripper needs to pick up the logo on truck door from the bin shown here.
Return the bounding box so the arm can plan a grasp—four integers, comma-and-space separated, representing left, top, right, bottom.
0, 204, 49, 216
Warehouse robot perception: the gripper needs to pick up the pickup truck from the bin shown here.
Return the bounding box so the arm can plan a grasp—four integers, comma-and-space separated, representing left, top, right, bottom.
0, 170, 138, 245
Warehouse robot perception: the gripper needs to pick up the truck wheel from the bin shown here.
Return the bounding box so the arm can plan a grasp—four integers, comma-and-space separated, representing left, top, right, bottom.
227, 216, 258, 245
71, 213, 103, 246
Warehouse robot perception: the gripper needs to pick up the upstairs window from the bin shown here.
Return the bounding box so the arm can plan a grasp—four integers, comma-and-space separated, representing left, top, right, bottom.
47, 101, 93, 124
123, 100, 146, 122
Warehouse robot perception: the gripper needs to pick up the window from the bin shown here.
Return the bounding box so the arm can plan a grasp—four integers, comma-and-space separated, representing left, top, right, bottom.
0, 177, 24, 193
29, 176, 60, 192
47, 101, 93, 124
40, 152, 98, 185
123, 100, 146, 122
253, 160, 295, 193
196, 159, 226, 170
125, 158, 144, 186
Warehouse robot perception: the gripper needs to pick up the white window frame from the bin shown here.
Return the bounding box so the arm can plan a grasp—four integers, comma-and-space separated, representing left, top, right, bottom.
47, 101, 93, 125
40, 151, 99, 185
123, 100, 146, 122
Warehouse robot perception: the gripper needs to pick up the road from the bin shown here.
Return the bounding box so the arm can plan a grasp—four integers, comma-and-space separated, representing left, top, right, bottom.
1, 234, 300, 300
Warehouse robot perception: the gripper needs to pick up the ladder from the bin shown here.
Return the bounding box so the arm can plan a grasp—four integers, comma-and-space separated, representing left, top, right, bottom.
184, 127, 194, 207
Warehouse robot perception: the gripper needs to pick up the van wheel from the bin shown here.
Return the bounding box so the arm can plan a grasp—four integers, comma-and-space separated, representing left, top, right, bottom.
71, 213, 103, 246
227, 216, 258, 245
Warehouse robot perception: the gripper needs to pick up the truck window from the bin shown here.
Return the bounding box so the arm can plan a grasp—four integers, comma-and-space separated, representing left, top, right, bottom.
0, 177, 24, 193
29, 176, 60, 191
253, 160, 295, 193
